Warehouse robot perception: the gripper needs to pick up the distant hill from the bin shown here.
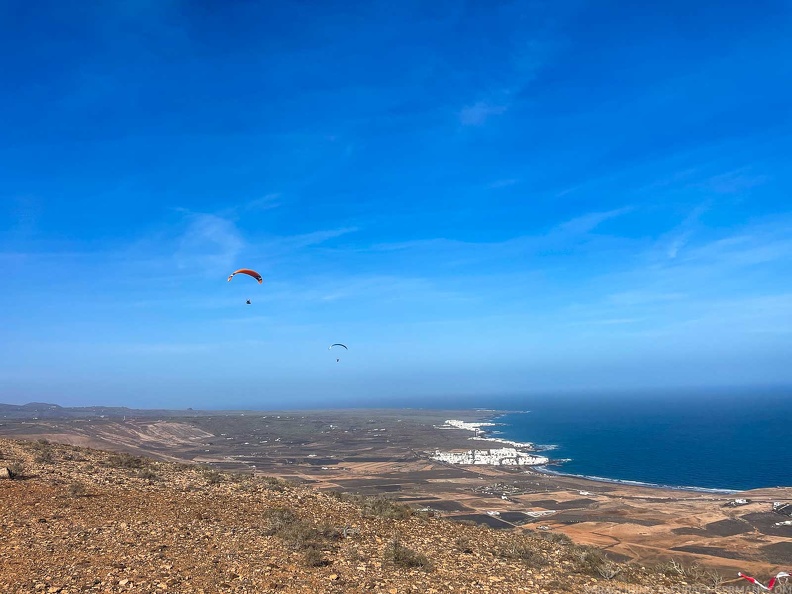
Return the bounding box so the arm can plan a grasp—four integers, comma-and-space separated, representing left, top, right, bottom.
0, 402, 221, 420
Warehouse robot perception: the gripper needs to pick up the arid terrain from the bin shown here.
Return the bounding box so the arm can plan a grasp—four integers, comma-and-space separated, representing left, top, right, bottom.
1, 404, 790, 592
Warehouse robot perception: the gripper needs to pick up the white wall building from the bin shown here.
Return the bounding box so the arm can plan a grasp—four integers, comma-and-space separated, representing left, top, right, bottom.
431, 447, 549, 466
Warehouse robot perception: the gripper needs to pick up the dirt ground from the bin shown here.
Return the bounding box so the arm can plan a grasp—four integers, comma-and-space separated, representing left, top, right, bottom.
2, 409, 790, 577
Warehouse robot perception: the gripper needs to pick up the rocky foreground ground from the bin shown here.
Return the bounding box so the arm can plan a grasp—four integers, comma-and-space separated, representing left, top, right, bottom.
0, 437, 757, 593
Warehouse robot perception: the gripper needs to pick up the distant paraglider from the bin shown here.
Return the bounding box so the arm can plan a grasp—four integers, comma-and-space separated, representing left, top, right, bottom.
329, 343, 348, 363
227, 268, 263, 305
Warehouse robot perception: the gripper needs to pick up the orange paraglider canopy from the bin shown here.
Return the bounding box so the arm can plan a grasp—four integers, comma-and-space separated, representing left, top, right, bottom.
227, 269, 263, 284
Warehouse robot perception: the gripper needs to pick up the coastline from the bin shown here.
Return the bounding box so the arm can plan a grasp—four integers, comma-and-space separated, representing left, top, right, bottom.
533, 466, 740, 495
450, 411, 745, 495
432, 419, 550, 467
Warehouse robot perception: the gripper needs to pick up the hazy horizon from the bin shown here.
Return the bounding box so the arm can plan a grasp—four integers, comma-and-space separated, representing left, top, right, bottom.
2, 385, 790, 412
2, 1, 790, 409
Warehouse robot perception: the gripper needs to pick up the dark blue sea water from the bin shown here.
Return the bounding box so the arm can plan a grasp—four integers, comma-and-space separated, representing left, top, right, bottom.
490, 391, 792, 491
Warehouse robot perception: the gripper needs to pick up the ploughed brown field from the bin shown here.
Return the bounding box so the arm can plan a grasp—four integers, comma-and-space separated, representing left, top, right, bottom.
1, 407, 790, 583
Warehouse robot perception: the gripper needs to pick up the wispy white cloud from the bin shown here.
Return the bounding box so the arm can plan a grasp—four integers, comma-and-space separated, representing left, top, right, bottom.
557, 215, 792, 339
660, 214, 792, 271
224, 193, 282, 216
658, 204, 709, 259
567, 317, 645, 327
556, 207, 633, 235
487, 178, 519, 189
698, 169, 770, 194
618, 293, 792, 339
456, 26, 560, 129
241, 193, 282, 211
175, 213, 244, 273
459, 101, 508, 126
371, 207, 633, 258
268, 226, 358, 252
257, 274, 470, 306
118, 342, 217, 354
606, 291, 686, 307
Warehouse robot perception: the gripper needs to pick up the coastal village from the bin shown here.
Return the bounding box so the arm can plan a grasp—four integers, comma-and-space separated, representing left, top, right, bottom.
430, 447, 548, 466
431, 419, 549, 466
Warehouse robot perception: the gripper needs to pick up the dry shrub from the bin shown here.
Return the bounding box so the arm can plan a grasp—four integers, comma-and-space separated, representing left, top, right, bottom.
259, 475, 288, 491
455, 536, 473, 554
657, 559, 726, 587
35, 449, 56, 464
343, 494, 412, 520
264, 507, 340, 552
7, 461, 25, 478
264, 507, 299, 533
385, 538, 431, 570
106, 453, 145, 469
31, 439, 56, 464
566, 544, 635, 581
546, 578, 574, 592
536, 530, 573, 545
137, 469, 159, 481
596, 560, 622, 580
203, 470, 222, 485
68, 481, 89, 497
303, 547, 330, 567
497, 537, 549, 568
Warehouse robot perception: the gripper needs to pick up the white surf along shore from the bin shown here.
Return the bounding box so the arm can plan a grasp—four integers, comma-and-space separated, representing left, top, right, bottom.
431, 419, 549, 466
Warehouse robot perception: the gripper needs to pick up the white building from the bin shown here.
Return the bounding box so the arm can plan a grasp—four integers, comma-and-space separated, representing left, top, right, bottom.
431, 447, 549, 466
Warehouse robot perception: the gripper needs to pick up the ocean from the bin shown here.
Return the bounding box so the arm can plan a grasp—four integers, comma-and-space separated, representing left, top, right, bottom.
489, 390, 791, 492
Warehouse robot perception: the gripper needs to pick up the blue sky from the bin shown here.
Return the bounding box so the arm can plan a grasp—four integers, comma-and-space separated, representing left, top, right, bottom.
1, 0, 791, 408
